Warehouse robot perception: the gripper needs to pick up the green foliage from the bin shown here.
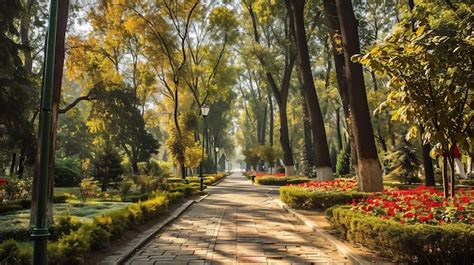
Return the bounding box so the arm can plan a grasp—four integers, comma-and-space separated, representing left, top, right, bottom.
279, 186, 369, 210
119, 177, 136, 200
91, 143, 123, 191
385, 140, 421, 184
336, 144, 351, 176
87, 87, 159, 171
255, 176, 310, 186
327, 206, 474, 263
55, 157, 83, 187
79, 177, 99, 204
2, 175, 32, 201
357, 3, 473, 150
0, 239, 31, 265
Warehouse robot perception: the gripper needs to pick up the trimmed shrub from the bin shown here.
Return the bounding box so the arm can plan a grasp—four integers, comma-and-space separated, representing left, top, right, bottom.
459, 179, 474, 186
279, 186, 369, 210
0, 204, 22, 214
0, 239, 31, 265
255, 176, 309, 186
327, 206, 474, 263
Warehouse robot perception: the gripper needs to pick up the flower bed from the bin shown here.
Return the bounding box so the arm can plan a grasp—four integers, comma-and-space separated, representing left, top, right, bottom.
326, 185, 473, 262
352, 185, 473, 224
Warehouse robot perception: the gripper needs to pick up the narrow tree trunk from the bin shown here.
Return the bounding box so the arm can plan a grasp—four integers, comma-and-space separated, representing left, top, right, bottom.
323, 0, 358, 173
336, 0, 383, 191
269, 93, 274, 146
17, 147, 26, 177
336, 108, 343, 150
442, 152, 449, 198
279, 101, 294, 175
10, 153, 16, 175
419, 125, 435, 186
31, 0, 70, 226
289, 0, 333, 180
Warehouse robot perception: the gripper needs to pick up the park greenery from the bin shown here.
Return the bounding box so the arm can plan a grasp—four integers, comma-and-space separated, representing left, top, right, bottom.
0, 0, 473, 264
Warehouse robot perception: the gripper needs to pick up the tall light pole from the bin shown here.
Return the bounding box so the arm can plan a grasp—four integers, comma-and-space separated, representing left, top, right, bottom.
200, 105, 210, 191
215, 146, 219, 173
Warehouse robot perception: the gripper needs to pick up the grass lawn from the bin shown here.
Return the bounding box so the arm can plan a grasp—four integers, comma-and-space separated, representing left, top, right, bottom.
0, 201, 131, 241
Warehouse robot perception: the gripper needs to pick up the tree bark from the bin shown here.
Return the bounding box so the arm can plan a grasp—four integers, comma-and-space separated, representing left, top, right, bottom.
289, 0, 333, 180
335, 0, 383, 191
323, 0, 358, 174
10, 153, 16, 175
419, 125, 435, 186
31, 0, 70, 225
269, 91, 274, 146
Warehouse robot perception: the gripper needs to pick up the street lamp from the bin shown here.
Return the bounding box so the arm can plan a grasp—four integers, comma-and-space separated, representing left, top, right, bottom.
200, 105, 210, 191
226, 157, 230, 172
214, 146, 219, 173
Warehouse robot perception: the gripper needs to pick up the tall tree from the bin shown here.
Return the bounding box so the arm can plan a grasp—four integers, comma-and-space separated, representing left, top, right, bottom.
323, 0, 358, 173
288, 0, 333, 180
335, 0, 383, 191
243, 0, 296, 175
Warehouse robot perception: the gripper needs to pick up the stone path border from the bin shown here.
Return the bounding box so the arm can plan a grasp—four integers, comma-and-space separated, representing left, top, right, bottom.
269, 195, 369, 265
113, 194, 209, 265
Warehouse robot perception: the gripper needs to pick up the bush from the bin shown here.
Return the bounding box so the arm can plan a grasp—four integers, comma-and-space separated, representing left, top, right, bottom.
279, 186, 369, 210
79, 177, 99, 204
255, 176, 309, 186
0, 239, 31, 265
0, 204, 22, 214
327, 206, 474, 263
336, 144, 351, 176
54, 157, 82, 187
459, 179, 474, 186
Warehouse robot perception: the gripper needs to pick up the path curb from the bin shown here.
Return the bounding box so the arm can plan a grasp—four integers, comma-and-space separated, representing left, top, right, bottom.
270, 196, 370, 265
114, 194, 208, 265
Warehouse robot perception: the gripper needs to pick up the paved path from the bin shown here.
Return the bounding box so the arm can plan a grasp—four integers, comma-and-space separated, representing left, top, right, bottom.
127, 173, 350, 265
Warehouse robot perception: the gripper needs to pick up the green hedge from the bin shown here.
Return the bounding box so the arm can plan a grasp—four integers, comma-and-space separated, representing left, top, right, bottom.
255, 176, 310, 186
0, 195, 68, 215
459, 179, 474, 186
279, 186, 369, 210
327, 206, 474, 263
0, 191, 187, 265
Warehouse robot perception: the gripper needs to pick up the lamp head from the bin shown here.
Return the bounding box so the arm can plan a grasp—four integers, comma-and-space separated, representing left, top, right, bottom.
200, 104, 210, 117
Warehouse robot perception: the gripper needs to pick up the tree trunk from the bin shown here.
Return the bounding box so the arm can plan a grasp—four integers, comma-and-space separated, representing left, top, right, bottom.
335, 0, 383, 191
336, 108, 343, 150
279, 101, 294, 175
323, 0, 358, 173
10, 152, 17, 175
419, 125, 435, 186
289, 0, 333, 180
269, 92, 274, 146
31, 0, 70, 226
298, 73, 315, 176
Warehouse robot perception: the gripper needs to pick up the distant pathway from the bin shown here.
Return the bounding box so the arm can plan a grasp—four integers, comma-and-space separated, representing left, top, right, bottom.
126, 172, 350, 265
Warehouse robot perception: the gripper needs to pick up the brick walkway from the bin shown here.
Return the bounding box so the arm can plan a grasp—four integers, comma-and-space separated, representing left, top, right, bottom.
126, 173, 351, 265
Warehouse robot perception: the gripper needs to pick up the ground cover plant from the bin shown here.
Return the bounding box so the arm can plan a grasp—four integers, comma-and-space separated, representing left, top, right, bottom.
0, 189, 196, 264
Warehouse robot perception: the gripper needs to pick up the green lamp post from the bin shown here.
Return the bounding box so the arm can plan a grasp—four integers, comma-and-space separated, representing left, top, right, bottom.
31, 1, 59, 264
200, 105, 210, 191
